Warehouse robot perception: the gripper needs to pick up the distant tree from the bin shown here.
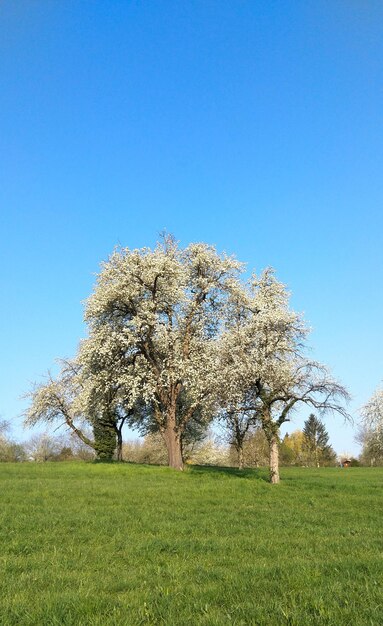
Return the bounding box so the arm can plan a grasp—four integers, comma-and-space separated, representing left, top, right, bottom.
0, 419, 10, 435
0, 441, 25, 463
0, 438, 26, 462
123, 429, 227, 467
0, 420, 26, 462
55, 446, 75, 461
122, 434, 168, 465
25, 433, 61, 462
279, 434, 296, 466
218, 411, 257, 469
189, 437, 229, 467
280, 431, 307, 466
227, 427, 269, 468
357, 427, 382, 465
359, 386, 383, 465
303, 414, 336, 467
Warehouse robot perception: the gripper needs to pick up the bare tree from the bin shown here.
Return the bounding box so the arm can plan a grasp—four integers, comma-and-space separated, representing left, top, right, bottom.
218, 410, 257, 469
25, 433, 61, 462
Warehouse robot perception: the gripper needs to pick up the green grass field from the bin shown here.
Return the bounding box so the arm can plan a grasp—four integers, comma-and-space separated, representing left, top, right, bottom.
0, 463, 382, 625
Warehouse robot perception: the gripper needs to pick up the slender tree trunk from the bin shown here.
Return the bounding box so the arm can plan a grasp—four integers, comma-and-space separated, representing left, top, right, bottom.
116, 428, 123, 462
238, 445, 244, 470
65, 416, 95, 450
269, 435, 280, 484
162, 408, 183, 470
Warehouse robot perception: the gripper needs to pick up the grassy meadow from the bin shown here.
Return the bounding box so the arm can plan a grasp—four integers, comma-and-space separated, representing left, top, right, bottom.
0, 462, 382, 625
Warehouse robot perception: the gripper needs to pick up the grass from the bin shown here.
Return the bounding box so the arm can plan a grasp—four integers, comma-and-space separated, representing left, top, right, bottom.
0, 463, 382, 625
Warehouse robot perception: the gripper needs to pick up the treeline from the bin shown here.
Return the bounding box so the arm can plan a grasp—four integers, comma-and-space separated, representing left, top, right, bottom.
1, 414, 367, 466
0, 422, 94, 463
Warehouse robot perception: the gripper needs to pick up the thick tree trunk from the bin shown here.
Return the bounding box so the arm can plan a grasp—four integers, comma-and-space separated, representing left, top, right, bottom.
162, 411, 183, 470
269, 435, 280, 484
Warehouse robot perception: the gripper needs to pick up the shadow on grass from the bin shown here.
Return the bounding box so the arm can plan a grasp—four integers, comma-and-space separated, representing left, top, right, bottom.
187, 464, 270, 482
89, 459, 271, 482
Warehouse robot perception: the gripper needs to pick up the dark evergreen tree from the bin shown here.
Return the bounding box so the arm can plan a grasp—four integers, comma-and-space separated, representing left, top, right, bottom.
92, 413, 118, 461
303, 414, 335, 467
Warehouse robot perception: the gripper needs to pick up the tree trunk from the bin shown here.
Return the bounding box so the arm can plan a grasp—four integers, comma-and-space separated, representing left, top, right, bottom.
269, 435, 280, 484
65, 416, 95, 450
162, 412, 183, 470
238, 445, 244, 470
116, 428, 123, 462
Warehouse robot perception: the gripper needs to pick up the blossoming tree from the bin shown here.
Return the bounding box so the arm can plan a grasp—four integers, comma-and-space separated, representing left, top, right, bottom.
24, 360, 126, 461
84, 237, 243, 469
359, 385, 383, 464
217, 270, 350, 482
25, 240, 349, 478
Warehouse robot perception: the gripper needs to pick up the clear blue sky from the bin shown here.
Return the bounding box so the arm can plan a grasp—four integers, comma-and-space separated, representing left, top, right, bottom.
1, 1, 382, 454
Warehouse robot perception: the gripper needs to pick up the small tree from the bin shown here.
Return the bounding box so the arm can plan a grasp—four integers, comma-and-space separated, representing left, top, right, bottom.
280, 431, 307, 466
303, 414, 336, 467
189, 433, 229, 466
228, 427, 269, 468
218, 270, 350, 483
218, 411, 258, 469
0, 421, 26, 462
279, 434, 296, 466
253, 361, 349, 481
122, 434, 168, 465
25, 433, 61, 462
